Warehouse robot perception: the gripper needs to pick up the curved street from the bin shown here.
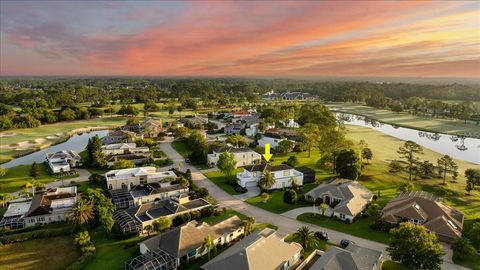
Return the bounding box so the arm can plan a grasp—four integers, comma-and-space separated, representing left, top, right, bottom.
159, 140, 467, 270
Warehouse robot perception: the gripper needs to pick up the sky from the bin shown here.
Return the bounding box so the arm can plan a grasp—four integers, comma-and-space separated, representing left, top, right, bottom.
1, 1, 479, 77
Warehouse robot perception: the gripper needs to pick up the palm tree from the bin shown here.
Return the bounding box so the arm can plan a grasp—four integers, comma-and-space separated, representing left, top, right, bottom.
201, 235, 215, 260
0, 193, 14, 208
259, 170, 276, 190
68, 200, 95, 226
242, 216, 256, 236
25, 180, 45, 196
144, 225, 154, 236
179, 178, 190, 189
289, 177, 299, 191
74, 230, 91, 247
261, 192, 270, 203
293, 226, 318, 250
319, 203, 328, 216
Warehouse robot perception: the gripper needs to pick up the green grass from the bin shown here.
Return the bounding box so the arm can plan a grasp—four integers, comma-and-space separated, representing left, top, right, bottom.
453, 252, 480, 270
297, 213, 391, 244
382, 260, 409, 270
171, 139, 191, 158
204, 169, 243, 195
326, 102, 480, 138
345, 125, 480, 219
200, 209, 247, 224
246, 184, 319, 214
83, 230, 146, 270
0, 164, 56, 193
0, 236, 80, 270
284, 233, 330, 257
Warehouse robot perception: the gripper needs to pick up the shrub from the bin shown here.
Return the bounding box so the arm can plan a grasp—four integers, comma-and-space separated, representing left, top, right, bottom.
201, 206, 215, 218
283, 189, 298, 204
0, 226, 73, 244
65, 252, 96, 270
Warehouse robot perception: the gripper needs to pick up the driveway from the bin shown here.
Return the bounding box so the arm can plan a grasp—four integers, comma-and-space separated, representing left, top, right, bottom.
159, 141, 467, 270
281, 206, 333, 219
233, 186, 260, 201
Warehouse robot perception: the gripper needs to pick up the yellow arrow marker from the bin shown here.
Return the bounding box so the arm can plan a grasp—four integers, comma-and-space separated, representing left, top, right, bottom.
263, 144, 272, 162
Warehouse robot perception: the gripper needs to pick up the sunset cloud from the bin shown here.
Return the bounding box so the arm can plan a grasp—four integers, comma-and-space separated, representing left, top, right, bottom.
0, 1, 479, 77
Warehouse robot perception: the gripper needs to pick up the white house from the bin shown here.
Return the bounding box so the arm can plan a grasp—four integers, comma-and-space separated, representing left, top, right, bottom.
101, 143, 150, 156
105, 167, 177, 190
236, 163, 303, 189
257, 134, 287, 149
46, 150, 82, 173
280, 119, 300, 128
207, 146, 261, 168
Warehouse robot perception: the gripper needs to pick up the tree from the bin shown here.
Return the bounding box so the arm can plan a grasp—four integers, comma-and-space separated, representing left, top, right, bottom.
465, 168, 480, 192
30, 162, 38, 178
398, 181, 415, 192
387, 222, 445, 270
243, 216, 256, 235
336, 149, 362, 180
153, 217, 172, 232
286, 155, 299, 167
201, 235, 216, 260
126, 117, 139, 125
300, 123, 321, 157
25, 180, 45, 196
98, 205, 115, 233
0, 167, 6, 177
178, 177, 190, 189
144, 99, 159, 116
451, 237, 475, 260
82, 188, 116, 232
289, 177, 300, 191
225, 134, 248, 147
469, 222, 480, 251
0, 193, 14, 208
258, 170, 276, 190
283, 189, 297, 204
366, 202, 382, 220
397, 141, 424, 181
86, 135, 107, 168
361, 148, 373, 164
319, 203, 328, 216
437, 155, 457, 185
293, 226, 318, 250
74, 230, 91, 247
174, 127, 188, 138
319, 126, 351, 174
261, 192, 270, 203
68, 200, 95, 226
276, 140, 295, 154
217, 152, 236, 181
59, 108, 76, 121
111, 159, 135, 169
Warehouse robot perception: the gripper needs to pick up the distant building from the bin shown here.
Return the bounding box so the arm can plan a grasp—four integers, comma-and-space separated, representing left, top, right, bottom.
101, 143, 150, 156
121, 118, 163, 138
177, 116, 209, 128
105, 167, 177, 190
113, 195, 211, 234
207, 146, 261, 168
236, 164, 303, 189
380, 191, 464, 242
125, 216, 244, 270
297, 244, 383, 270
46, 150, 82, 173
262, 91, 317, 101
0, 187, 79, 229
201, 228, 303, 270
101, 129, 136, 145
224, 123, 245, 135
304, 179, 374, 222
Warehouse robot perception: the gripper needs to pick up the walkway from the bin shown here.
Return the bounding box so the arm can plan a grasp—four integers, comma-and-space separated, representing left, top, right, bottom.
159, 140, 468, 270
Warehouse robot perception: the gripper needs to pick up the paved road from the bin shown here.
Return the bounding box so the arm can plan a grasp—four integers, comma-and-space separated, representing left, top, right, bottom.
159, 141, 469, 270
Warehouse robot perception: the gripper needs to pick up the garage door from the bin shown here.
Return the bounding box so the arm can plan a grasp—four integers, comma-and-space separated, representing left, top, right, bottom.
245, 181, 257, 187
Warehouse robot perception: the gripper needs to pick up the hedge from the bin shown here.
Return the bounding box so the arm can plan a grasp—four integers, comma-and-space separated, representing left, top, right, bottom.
65, 251, 96, 270
0, 226, 73, 244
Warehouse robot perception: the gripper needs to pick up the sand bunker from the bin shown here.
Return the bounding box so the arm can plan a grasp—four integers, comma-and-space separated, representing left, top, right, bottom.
0, 133, 16, 137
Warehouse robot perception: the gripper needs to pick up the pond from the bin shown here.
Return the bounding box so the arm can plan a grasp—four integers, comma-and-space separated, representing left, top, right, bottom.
335, 112, 480, 165
1, 130, 108, 168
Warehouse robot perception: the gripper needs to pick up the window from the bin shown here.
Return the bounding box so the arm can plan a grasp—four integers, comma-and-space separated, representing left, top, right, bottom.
108, 184, 113, 190
121, 183, 126, 189
140, 177, 147, 185
37, 217, 45, 222
340, 213, 346, 219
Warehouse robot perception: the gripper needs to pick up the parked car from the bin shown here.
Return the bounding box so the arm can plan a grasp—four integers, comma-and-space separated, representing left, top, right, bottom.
340, 239, 354, 248
315, 231, 329, 241
185, 158, 190, 164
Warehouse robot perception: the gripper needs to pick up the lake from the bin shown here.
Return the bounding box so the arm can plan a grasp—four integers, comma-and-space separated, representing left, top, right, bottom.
336, 112, 480, 165
1, 130, 108, 168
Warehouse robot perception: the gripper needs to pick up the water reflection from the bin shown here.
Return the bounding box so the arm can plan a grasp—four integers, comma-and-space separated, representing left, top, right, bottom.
334, 112, 480, 164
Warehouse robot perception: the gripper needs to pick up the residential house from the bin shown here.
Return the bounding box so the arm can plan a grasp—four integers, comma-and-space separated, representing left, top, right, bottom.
262, 91, 316, 101
380, 190, 464, 242
101, 143, 150, 156
304, 179, 374, 222
105, 167, 177, 190
297, 244, 383, 270
101, 129, 136, 145
224, 123, 245, 135
46, 150, 82, 173
279, 119, 300, 128
23, 187, 79, 227
201, 228, 303, 270
140, 119, 163, 138
258, 128, 300, 149
130, 182, 189, 206
113, 195, 211, 234
178, 116, 209, 129
236, 164, 303, 189
125, 216, 244, 270
207, 146, 261, 168
0, 199, 32, 229
257, 133, 287, 149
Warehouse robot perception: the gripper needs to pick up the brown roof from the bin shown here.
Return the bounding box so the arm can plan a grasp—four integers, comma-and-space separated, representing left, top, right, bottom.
142, 216, 243, 258
244, 163, 292, 173
25, 191, 78, 217
381, 191, 464, 240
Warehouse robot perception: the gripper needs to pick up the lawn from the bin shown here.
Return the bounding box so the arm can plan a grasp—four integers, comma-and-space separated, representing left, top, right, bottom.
200, 208, 247, 224
297, 213, 391, 244
0, 164, 56, 193
204, 169, 243, 195
382, 260, 409, 270
246, 184, 320, 214
171, 139, 191, 158
83, 230, 146, 270
345, 125, 480, 219
0, 236, 80, 270
326, 102, 480, 138
453, 252, 480, 270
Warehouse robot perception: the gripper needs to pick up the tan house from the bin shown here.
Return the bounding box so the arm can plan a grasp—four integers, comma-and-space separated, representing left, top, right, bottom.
105, 167, 177, 190
304, 179, 374, 222
125, 216, 244, 270
380, 190, 464, 242
201, 228, 303, 270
